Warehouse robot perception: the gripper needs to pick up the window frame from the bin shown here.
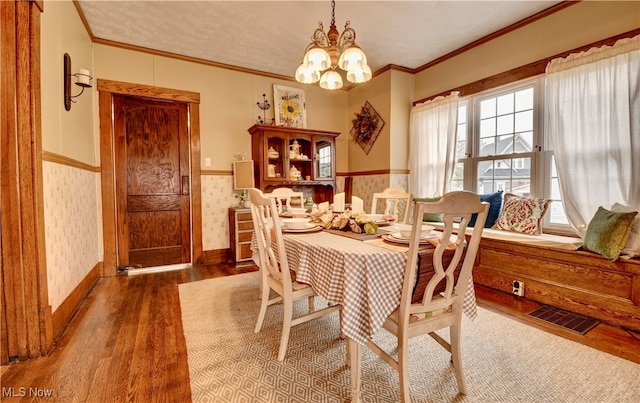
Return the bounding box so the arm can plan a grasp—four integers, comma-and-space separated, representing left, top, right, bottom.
454, 77, 574, 234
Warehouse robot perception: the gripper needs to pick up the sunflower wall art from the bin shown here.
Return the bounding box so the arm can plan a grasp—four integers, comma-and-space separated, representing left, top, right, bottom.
351, 101, 385, 154
273, 85, 307, 128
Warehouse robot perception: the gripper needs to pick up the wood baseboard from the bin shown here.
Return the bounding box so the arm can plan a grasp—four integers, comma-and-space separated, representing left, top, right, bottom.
202, 248, 232, 265
51, 262, 102, 344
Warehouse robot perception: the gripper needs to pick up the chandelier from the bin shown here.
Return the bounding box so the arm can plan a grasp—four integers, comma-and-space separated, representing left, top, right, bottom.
295, 0, 371, 90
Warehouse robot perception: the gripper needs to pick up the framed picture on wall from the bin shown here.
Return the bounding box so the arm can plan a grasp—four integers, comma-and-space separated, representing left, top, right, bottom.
273, 85, 307, 128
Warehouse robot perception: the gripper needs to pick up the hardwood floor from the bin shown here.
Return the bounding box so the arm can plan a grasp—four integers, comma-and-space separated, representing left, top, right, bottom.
1, 263, 638, 402
0, 263, 257, 402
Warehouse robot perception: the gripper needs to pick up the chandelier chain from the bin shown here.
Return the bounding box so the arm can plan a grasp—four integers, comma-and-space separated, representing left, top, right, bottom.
330, 0, 335, 26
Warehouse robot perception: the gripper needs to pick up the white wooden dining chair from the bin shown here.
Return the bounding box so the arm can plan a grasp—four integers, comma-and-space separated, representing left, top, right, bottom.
265, 187, 305, 215
248, 188, 340, 361
359, 190, 489, 402
371, 187, 413, 223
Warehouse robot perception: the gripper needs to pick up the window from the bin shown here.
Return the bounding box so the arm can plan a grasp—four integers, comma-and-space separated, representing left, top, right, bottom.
548, 155, 569, 225
453, 79, 570, 230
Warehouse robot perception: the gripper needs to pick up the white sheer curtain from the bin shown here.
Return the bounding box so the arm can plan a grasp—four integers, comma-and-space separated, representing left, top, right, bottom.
546, 35, 640, 236
409, 92, 459, 198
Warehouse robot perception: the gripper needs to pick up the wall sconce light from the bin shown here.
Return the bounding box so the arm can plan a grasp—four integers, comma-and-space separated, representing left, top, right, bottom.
64, 53, 92, 111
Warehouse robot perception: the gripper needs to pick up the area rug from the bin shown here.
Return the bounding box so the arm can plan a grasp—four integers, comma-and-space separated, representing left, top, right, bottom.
179, 272, 640, 403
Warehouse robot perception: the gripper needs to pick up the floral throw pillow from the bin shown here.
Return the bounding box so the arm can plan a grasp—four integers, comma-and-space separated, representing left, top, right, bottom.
493, 193, 551, 235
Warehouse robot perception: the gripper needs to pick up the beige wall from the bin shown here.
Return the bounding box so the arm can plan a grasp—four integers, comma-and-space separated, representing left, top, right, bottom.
41, 1, 101, 312
389, 70, 414, 171
41, 0, 95, 165
413, 1, 640, 101
93, 45, 349, 171
346, 70, 392, 172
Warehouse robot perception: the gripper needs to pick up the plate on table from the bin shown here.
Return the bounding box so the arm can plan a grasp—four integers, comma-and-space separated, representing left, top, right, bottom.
282, 224, 323, 233
381, 232, 439, 245
280, 212, 310, 218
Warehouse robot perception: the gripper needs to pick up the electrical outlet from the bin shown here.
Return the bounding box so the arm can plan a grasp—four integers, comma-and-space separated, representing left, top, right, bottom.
512, 280, 525, 297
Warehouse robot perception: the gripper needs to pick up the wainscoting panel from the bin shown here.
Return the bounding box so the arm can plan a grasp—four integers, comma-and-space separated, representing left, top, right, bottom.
43, 161, 102, 312
348, 173, 409, 211
201, 174, 236, 251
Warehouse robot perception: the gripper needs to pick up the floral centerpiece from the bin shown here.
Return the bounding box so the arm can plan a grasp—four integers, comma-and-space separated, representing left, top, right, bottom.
310, 209, 381, 234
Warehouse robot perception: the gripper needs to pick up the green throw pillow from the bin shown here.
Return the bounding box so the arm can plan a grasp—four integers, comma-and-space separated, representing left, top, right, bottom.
583, 206, 638, 261
413, 197, 443, 222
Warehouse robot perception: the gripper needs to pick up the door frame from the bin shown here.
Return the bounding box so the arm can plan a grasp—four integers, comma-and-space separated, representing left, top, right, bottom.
98, 79, 203, 276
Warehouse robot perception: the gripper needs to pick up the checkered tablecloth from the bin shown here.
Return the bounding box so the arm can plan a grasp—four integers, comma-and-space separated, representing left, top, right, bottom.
252, 231, 477, 345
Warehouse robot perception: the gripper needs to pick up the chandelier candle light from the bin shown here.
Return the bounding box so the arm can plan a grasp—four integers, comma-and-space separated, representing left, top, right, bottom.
295, 0, 371, 90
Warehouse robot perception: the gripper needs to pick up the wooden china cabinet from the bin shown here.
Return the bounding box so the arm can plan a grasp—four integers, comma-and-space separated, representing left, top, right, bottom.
248, 124, 340, 203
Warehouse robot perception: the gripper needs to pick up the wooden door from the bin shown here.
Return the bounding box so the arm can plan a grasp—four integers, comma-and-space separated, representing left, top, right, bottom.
114, 95, 191, 268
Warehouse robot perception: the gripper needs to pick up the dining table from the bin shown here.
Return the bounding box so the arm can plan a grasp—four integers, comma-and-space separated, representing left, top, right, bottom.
252, 223, 478, 401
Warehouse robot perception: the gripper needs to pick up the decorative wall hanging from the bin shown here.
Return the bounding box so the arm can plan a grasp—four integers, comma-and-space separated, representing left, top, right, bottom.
351, 101, 384, 154
273, 85, 307, 128
256, 93, 273, 125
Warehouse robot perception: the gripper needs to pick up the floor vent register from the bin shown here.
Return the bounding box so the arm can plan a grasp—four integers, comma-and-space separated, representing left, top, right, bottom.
527, 305, 600, 335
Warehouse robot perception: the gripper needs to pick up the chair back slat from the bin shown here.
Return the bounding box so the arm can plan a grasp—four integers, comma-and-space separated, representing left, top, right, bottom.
400, 191, 489, 321
265, 187, 305, 214
249, 188, 291, 287
371, 187, 413, 223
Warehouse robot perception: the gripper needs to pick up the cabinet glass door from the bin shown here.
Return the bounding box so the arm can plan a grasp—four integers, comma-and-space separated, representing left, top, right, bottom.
265, 134, 285, 180
314, 140, 333, 179
289, 137, 312, 181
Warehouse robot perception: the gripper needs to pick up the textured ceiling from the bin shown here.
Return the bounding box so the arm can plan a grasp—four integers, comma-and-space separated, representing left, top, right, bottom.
77, 1, 562, 79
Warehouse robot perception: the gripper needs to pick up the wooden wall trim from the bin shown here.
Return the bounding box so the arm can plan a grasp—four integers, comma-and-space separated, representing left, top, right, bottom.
51, 262, 101, 343
93, 37, 297, 83
31, 0, 51, 356
337, 169, 409, 176
97, 79, 201, 104
0, 0, 51, 364
1, 0, 21, 365
42, 151, 100, 172
72, 0, 93, 40
202, 169, 408, 177
414, 28, 640, 105
99, 91, 117, 275
201, 169, 232, 176
190, 103, 204, 265
202, 249, 232, 265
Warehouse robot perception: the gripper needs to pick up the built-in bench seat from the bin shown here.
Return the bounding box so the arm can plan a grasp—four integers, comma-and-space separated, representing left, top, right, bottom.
427, 222, 640, 332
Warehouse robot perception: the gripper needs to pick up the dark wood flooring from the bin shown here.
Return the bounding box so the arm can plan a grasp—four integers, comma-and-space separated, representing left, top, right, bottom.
1, 262, 638, 402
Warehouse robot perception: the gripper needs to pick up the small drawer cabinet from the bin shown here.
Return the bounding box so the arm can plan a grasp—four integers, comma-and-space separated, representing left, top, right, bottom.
229, 207, 254, 264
